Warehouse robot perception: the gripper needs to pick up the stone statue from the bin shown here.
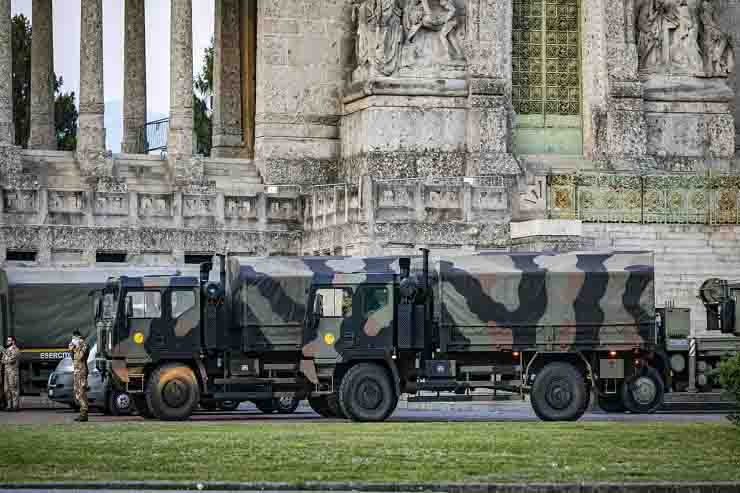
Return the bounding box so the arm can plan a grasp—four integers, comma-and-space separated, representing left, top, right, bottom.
375, 0, 404, 76
635, 0, 734, 77
404, 0, 462, 57
352, 0, 377, 75
701, 0, 735, 76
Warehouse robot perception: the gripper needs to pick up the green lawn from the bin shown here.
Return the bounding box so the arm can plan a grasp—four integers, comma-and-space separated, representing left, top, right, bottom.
1, 422, 739, 483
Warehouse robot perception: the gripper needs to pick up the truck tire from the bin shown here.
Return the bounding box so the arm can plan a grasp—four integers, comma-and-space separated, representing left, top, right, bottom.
146, 363, 200, 421
107, 389, 134, 416
326, 393, 346, 418
338, 363, 397, 422
597, 393, 626, 413
133, 394, 154, 418
530, 362, 589, 421
621, 366, 664, 414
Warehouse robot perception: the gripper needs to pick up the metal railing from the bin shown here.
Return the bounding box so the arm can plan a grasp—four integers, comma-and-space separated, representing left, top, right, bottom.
139, 118, 170, 153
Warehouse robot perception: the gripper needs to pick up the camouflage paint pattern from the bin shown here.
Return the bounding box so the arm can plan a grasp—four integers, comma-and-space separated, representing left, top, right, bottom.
102, 252, 656, 387
1, 343, 19, 409
436, 251, 655, 352
71, 338, 89, 417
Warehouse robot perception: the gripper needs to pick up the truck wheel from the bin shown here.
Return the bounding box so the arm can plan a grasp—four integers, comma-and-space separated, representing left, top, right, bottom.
132, 394, 154, 418
326, 393, 346, 419
146, 363, 200, 421
275, 395, 300, 414
218, 400, 240, 412
621, 366, 664, 414
254, 399, 276, 413
530, 362, 589, 421
107, 389, 133, 416
597, 394, 626, 413
338, 363, 397, 422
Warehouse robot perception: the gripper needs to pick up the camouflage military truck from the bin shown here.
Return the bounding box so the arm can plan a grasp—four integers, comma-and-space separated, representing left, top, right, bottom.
96, 249, 689, 422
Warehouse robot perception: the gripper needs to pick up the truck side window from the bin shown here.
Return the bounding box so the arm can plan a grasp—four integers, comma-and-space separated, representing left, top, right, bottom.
363, 287, 389, 316
314, 288, 353, 318
126, 291, 162, 319
171, 291, 196, 319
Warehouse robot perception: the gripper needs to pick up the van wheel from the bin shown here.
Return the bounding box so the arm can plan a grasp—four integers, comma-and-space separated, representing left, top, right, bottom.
254, 400, 276, 413
622, 366, 665, 414
275, 395, 300, 414
108, 389, 133, 416
338, 363, 397, 422
132, 395, 154, 418
146, 363, 200, 421
530, 362, 589, 421
218, 400, 240, 411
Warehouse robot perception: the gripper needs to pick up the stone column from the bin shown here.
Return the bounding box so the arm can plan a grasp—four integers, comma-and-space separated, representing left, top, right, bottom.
0, 0, 13, 145
211, 0, 243, 158
241, 0, 257, 158
168, 0, 194, 158
28, 0, 56, 150
121, 0, 147, 154
465, 0, 520, 176
78, 0, 107, 154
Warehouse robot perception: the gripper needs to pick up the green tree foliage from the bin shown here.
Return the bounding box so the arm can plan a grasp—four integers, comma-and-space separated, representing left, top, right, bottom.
12, 14, 31, 147
719, 353, 740, 426
11, 14, 78, 150
54, 77, 78, 151
193, 37, 213, 156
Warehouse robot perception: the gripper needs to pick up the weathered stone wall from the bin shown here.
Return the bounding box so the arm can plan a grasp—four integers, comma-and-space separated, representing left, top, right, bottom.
583, 223, 740, 334
719, 0, 740, 151
255, 0, 352, 185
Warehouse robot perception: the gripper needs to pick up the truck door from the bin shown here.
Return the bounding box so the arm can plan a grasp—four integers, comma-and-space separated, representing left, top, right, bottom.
122, 290, 164, 361
353, 284, 394, 351
310, 286, 353, 361
167, 289, 200, 354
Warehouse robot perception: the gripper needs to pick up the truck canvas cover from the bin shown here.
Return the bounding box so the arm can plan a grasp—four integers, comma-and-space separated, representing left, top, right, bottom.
227, 256, 402, 349
6, 266, 198, 349
436, 251, 656, 351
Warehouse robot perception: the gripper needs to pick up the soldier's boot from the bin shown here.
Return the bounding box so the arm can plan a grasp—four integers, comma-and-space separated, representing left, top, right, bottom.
74, 414, 88, 422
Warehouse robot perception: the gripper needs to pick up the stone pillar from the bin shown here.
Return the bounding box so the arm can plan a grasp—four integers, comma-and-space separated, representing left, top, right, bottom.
240, 0, 257, 158
78, 0, 107, 154
168, 0, 194, 158
211, 0, 243, 158
465, 0, 520, 176
121, 0, 147, 154
28, 0, 56, 150
0, 0, 13, 146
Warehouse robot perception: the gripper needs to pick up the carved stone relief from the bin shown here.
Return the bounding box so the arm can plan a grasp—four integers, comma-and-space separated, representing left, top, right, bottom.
268, 198, 299, 221
4, 190, 37, 213
48, 191, 85, 213
225, 196, 258, 219
139, 194, 172, 217
351, 0, 466, 81
94, 193, 129, 216
635, 0, 735, 77
426, 187, 460, 209
183, 195, 215, 218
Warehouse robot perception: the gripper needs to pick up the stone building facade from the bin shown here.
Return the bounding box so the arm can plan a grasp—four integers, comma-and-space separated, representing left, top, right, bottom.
2, 0, 740, 330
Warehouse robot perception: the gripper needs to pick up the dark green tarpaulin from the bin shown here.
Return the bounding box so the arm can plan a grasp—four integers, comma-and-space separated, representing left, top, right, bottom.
9, 284, 99, 348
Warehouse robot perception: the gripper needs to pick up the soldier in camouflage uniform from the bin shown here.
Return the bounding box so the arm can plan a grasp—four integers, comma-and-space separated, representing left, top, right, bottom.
69, 330, 89, 422
1, 336, 20, 411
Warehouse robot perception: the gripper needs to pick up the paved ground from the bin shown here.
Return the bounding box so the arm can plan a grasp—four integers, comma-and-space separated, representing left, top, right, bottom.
0, 399, 730, 425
